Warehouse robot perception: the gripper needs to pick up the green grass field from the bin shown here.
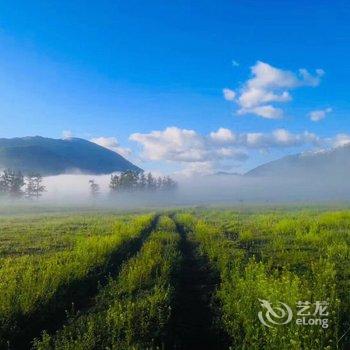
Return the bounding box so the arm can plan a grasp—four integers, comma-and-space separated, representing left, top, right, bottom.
0, 208, 349, 349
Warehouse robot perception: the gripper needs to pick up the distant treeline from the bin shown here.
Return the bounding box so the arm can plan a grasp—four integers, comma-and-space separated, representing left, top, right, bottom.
0, 169, 46, 199
89, 171, 177, 197
0, 169, 177, 200
110, 171, 177, 193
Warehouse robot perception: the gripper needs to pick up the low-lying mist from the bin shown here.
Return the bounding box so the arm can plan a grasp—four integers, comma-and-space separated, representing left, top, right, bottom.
3, 172, 347, 208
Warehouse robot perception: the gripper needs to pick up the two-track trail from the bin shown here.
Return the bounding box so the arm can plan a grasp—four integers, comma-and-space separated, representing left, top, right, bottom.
167, 220, 227, 349
10, 215, 159, 350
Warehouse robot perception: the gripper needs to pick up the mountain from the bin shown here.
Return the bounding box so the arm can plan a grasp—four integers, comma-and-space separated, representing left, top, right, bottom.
245, 145, 350, 179
0, 136, 141, 175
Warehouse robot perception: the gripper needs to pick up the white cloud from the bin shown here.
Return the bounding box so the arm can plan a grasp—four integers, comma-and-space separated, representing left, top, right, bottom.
243, 129, 320, 149
175, 161, 215, 178
232, 60, 240, 67
129, 126, 327, 175
238, 88, 291, 109
239, 105, 283, 119
309, 107, 332, 122
210, 128, 236, 143
90, 136, 132, 158
332, 134, 350, 148
62, 130, 73, 140
247, 61, 299, 89
299, 68, 324, 87
129, 126, 350, 175
223, 88, 236, 101
224, 61, 324, 119
130, 127, 247, 164
130, 127, 205, 162
209, 128, 319, 149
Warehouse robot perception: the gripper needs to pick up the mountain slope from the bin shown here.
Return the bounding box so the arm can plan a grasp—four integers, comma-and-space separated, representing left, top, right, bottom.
245, 145, 350, 178
0, 136, 141, 175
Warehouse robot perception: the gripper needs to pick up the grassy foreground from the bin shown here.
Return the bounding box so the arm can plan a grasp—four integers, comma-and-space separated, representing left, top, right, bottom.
0, 208, 349, 349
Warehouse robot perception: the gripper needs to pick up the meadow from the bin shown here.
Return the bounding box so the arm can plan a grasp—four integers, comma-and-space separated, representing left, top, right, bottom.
0, 207, 349, 349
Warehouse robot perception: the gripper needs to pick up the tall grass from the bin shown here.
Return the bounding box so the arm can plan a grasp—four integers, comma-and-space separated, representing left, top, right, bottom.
0, 214, 154, 348
180, 212, 347, 350
0, 213, 132, 257
1, 209, 349, 349
33, 215, 181, 349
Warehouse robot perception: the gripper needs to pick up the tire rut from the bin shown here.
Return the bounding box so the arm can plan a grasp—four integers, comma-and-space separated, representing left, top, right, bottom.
167, 220, 227, 349
10, 215, 159, 350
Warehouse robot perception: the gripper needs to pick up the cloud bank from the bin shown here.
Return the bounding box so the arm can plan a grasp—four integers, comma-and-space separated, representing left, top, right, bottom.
129, 126, 341, 175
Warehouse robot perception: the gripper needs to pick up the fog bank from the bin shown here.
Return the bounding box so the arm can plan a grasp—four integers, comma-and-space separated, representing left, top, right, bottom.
29, 173, 350, 207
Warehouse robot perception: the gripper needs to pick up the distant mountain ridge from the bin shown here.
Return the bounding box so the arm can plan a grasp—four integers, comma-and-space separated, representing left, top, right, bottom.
245, 144, 350, 178
0, 136, 141, 175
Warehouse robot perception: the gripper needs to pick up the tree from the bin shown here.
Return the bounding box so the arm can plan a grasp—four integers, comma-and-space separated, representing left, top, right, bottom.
109, 171, 177, 195
156, 177, 163, 190
119, 171, 132, 191
0, 169, 24, 198
89, 179, 100, 198
110, 171, 140, 193
109, 174, 120, 193
146, 173, 157, 191
25, 173, 46, 199
162, 176, 177, 191
0, 171, 9, 196
139, 172, 147, 191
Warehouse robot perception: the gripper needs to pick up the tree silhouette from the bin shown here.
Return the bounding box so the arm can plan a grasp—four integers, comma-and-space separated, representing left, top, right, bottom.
109, 171, 177, 194
146, 173, 157, 192
25, 173, 46, 199
109, 174, 120, 193
0, 169, 25, 198
89, 179, 100, 198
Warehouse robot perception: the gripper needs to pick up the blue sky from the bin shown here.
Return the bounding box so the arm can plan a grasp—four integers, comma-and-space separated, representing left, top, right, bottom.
0, 1, 349, 174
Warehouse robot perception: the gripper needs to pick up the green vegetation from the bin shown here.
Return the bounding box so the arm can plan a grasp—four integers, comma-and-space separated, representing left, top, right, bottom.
33, 215, 180, 349
177, 210, 350, 350
0, 213, 132, 257
0, 213, 155, 348
0, 208, 349, 349
109, 170, 177, 193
